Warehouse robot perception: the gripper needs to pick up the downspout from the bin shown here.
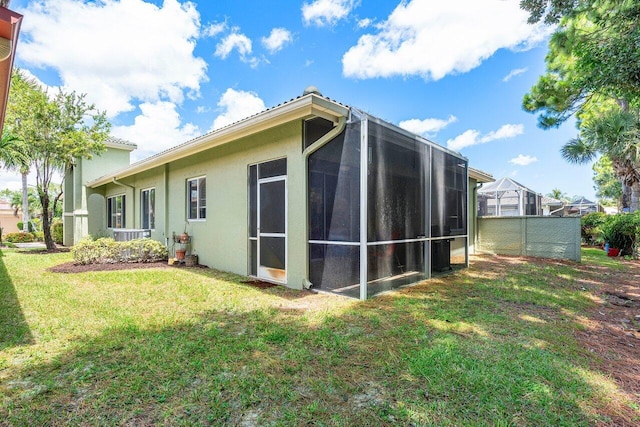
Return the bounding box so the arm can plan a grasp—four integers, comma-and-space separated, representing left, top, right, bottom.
301, 115, 347, 290
112, 178, 135, 228
473, 183, 483, 254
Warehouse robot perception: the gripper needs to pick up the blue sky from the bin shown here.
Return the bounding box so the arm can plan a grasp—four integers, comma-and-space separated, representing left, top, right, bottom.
2, 0, 595, 200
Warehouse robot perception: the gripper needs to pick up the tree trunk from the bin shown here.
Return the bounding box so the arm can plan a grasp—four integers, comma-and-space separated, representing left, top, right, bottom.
621, 182, 631, 211
21, 171, 29, 232
40, 191, 56, 250
630, 181, 640, 213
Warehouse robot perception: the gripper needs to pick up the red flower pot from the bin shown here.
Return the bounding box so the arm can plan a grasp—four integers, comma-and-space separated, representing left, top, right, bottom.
607, 248, 620, 257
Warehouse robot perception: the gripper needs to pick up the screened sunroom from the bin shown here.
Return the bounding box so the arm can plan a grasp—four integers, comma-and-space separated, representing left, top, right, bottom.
477, 177, 541, 217
307, 109, 468, 299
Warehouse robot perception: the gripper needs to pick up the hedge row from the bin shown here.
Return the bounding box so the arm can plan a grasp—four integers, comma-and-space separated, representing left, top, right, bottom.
71, 238, 168, 265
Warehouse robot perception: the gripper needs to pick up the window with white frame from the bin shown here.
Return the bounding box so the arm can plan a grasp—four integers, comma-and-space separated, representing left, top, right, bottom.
107, 194, 125, 228
141, 188, 155, 229
187, 177, 206, 220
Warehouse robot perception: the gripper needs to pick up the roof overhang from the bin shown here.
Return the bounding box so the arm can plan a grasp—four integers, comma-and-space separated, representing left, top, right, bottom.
88, 94, 349, 188
469, 167, 494, 183
0, 7, 22, 136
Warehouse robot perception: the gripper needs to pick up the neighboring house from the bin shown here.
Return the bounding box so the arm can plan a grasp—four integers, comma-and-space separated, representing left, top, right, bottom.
65, 89, 493, 299
541, 196, 565, 216
0, 200, 19, 234
564, 197, 603, 216
477, 177, 542, 217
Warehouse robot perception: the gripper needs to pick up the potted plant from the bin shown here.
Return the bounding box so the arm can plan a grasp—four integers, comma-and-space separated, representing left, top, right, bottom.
179, 222, 190, 243
175, 247, 187, 260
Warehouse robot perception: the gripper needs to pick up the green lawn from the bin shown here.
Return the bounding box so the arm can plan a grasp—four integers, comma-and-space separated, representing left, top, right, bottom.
0, 248, 636, 425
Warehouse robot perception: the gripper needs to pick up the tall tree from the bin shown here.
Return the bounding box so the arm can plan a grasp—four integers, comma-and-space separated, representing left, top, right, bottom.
560, 109, 640, 210
592, 156, 623, 207
0, 132, 29, 229
5, 70, 110, 249
522, 0, 640, 211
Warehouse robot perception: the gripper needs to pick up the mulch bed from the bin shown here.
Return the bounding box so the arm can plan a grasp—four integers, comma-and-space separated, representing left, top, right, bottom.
49, 261, 173, 273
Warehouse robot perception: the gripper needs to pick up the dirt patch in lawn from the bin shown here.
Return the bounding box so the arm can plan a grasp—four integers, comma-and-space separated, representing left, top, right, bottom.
482, 252, 640, 426
49, 261, 173, 273
572, 261, 640, 425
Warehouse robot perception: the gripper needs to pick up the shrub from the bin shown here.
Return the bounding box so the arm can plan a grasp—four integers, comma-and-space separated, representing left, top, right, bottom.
580, 212, 608, 245
72, 237, 168, 265
601, 212, 640, 256
51, 219, 64, 245
16, 221, 35, 233
33, 231, 44, 242
4, 232, 35, 243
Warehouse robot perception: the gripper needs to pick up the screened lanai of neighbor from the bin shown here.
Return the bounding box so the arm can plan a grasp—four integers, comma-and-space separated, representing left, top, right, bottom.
306, 109, 469, 299
477, 177, 541, 217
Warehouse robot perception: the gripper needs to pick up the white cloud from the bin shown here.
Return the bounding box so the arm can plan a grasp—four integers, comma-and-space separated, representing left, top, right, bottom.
262, 28, 293, 54
211, 89, 266, 131
399, 115, 457, 137
302, 0, 355, 27
481, 124, 524, 142
342, 0, 550, 80
111, 102, 201, 161
509, 154, 538, 166
357, 18, 372, 28
447, 124, 524, 151
502, 67, 528, 82
215, 29, 253, 59
18, 0, 207, 118
203, 21, 227, 38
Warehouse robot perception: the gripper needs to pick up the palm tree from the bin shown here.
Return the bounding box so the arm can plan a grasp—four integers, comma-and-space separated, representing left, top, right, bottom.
0, 132, 29, 230
561, 108, 640, 211
547, 188, 568, 202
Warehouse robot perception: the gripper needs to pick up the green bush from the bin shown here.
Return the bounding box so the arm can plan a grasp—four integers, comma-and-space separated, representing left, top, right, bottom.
16, 221, 35, 233
4, 232, 35, 243
51, 219, 64, 244
33, 231, 44, 242
601, 212, 640, 256
72, 237, 168, 265
580, 212, 608, 245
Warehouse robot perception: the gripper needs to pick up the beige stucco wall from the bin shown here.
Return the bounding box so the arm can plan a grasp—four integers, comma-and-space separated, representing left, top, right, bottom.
100, 121, 307, 289
477, 216, 581, 262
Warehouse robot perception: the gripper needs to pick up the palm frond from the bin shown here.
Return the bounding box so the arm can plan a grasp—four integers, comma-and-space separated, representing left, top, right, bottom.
561, 137, 597, 164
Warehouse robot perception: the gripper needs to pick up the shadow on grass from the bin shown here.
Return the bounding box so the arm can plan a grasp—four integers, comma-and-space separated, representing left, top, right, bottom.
0, 249, 33, 350
0, 275, 610, 426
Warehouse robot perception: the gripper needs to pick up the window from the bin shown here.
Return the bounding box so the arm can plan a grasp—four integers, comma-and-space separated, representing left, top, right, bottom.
107, 195, 125, 228
141, 188, 155, 229
187, 177, 206, 220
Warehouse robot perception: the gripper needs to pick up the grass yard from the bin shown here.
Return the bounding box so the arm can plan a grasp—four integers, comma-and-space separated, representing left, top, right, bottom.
1, 248, 639, 426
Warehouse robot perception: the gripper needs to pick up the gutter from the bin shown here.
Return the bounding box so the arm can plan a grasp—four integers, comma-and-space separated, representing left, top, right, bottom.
301, 114, 348, 290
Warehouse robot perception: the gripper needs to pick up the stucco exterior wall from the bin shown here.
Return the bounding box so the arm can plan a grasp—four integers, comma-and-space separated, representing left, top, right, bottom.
477, 216, 581, 262
100, 121, 307, 289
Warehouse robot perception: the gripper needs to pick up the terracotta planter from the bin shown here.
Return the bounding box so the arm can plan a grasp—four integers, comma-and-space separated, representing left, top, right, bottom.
607, 247, 620, 257
176, 248, 186, 260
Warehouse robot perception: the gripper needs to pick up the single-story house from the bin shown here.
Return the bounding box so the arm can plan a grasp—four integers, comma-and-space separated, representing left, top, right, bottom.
541, 196, 565, 216
0, 200, 20, 234
564, 197, 603, 216
477, 177, 542, 217
64, 88, 493, 299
